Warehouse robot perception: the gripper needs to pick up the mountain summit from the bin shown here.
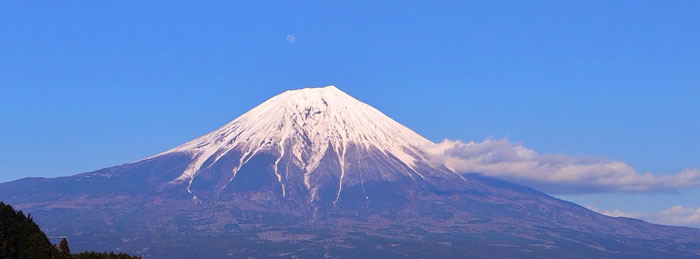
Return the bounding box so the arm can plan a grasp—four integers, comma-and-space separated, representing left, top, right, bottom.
157, 86, 462, 208
1, 86, 699, 258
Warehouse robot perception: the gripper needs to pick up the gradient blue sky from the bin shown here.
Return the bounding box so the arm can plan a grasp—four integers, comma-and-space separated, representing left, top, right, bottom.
1, 1, 699, 223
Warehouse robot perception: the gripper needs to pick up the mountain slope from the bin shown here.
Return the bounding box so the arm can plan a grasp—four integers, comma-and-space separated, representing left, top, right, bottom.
1, 86, 699, 258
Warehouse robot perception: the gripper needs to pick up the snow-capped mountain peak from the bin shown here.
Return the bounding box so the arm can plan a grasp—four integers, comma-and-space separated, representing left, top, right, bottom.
160, 86, 445, 199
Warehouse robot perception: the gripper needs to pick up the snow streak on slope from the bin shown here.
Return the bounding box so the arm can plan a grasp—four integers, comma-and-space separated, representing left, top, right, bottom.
158, 85, 438, 197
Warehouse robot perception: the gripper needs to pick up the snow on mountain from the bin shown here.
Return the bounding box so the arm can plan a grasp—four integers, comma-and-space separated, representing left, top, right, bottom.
156, 85, 459, 202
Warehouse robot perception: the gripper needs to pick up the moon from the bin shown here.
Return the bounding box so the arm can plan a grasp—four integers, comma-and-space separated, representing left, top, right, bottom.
286, 34, 296, 44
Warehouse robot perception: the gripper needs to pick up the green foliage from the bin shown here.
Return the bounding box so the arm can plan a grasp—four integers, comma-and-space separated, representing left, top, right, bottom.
59, 238, 71, 259
0, 201, 59, 259
0, 202, 140, 259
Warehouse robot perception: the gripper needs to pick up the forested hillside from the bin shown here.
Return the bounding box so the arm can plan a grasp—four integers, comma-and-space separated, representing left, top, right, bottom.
0, 202, 140, 259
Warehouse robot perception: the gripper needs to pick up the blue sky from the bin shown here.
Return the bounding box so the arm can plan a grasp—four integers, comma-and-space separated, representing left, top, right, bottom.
1, 1, 699, 225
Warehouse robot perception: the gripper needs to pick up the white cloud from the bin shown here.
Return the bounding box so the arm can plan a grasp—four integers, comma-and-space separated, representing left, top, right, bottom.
588, 204, 700, 228
427, 138, 700, 194
285, 34, 296, 44
584, 205, 645, 218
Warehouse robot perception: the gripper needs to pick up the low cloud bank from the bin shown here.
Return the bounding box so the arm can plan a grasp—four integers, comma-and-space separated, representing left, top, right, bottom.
427, 138, 700, 194
587, 205, 700, 228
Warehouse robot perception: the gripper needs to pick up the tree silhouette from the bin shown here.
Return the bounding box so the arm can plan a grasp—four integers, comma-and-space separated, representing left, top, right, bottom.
0, 202, 141, 259
59, 237, 71, 259
0, 201, 58, 258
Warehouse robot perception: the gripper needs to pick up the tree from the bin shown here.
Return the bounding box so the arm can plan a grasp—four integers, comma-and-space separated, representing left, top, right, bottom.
1, 202, 140, 259
0, 201, 141, 259
0, 201, 58, 259
59, 237, 71, 259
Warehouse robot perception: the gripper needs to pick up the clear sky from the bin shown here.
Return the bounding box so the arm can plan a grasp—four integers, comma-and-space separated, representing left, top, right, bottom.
1, 1, 699, 225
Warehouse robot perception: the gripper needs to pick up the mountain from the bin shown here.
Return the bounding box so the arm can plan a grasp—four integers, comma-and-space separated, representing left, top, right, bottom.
158, 85, 463, 208
1, 86, 699, 258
